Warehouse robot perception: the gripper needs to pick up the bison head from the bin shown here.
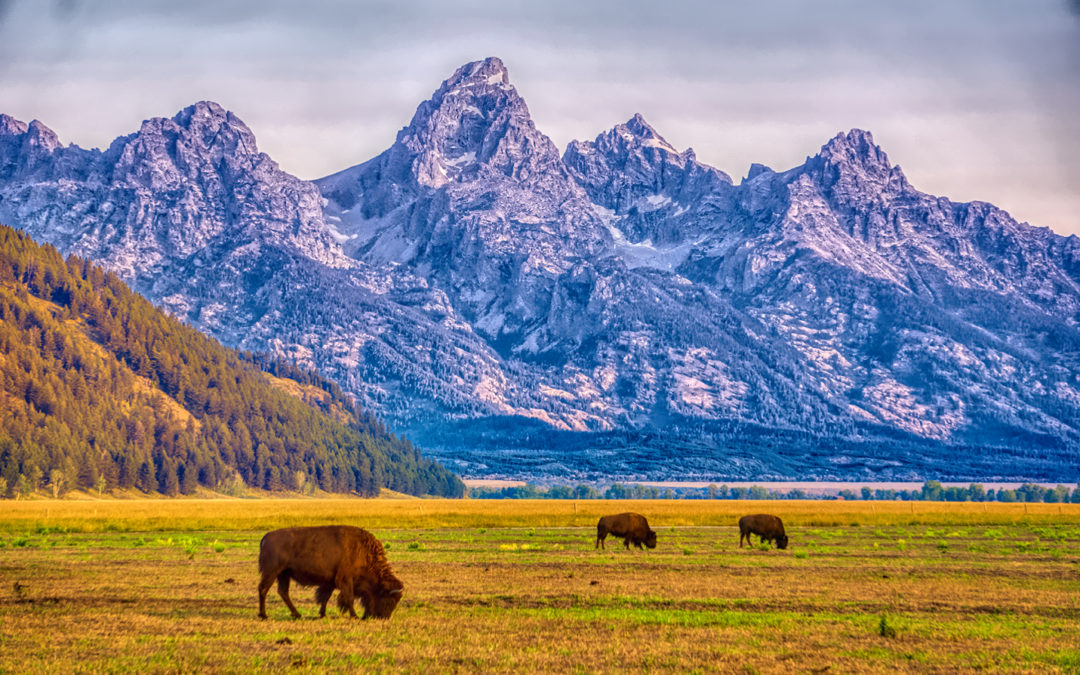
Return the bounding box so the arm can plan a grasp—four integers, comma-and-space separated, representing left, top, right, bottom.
365, 575, 404, 619
776, 534, 789, 550
645, 529, 657, 549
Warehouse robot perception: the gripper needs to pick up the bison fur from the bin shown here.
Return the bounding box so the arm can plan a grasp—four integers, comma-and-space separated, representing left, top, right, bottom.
596, 513, 657, 550
257, 525, 403, 620
738, 514, 788, 549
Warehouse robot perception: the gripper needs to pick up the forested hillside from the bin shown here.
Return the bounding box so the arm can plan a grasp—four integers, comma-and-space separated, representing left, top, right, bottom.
0, 226, 463, 498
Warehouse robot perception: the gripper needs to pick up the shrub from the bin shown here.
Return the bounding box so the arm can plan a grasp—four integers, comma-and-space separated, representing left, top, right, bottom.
879, 614, 897, 638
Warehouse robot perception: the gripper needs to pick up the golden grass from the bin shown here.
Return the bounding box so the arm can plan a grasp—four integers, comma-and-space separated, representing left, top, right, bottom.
2, 500, 1080, 673
1, 498, 1078, 534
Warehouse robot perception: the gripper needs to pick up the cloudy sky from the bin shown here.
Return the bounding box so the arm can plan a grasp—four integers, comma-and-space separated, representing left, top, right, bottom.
1, 0, 1078, 234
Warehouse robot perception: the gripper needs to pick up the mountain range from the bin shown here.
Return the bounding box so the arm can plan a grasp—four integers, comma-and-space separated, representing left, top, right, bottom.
2, 56, 1079, 481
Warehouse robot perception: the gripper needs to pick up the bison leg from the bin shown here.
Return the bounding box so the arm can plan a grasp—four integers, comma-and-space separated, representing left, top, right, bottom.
359, 590, 375, 620
315, 584, 334, 618
276, 572, 302, 619
257, 569, 277, 619
335, 572, 359, 619
351, 579, 377, 619
596, 526, 606, 550
337, 589, 360, 618
623, 537, 630, 550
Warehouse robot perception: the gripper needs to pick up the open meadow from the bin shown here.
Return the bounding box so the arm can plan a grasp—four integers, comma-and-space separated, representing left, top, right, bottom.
1, 499, 1079, 673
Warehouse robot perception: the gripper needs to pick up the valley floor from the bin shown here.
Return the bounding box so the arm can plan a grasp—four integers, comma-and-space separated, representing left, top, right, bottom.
1, 501, 1078, 673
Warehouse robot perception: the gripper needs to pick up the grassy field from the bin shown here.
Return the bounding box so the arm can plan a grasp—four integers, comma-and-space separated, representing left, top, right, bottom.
1, 500, 1079, 673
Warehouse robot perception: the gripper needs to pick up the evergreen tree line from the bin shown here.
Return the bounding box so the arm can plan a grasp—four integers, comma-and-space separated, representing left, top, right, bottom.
0, 225, 463, 498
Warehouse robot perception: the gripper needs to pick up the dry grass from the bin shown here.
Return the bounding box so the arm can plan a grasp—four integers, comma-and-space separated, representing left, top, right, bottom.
1, 500, 1079, 673
3, 498, 1078, 533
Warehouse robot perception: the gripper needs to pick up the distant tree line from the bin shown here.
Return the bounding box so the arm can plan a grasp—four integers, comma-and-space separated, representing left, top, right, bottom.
0, 225, 463, 498
469, 480, 1080, 502
835, 481, 1080, 504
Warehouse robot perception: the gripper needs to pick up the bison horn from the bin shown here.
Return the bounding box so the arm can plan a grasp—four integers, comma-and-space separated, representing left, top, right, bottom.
388, 588, 403, 595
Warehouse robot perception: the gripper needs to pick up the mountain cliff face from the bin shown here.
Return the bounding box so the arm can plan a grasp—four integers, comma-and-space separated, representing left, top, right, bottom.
2, 57, 1079, 480
563, 112, 734, 248
318, 58, 611, 347
0, 102, 509, 433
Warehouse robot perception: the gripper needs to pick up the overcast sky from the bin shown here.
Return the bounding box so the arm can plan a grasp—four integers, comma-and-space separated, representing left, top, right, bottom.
1, 0, 1078, 234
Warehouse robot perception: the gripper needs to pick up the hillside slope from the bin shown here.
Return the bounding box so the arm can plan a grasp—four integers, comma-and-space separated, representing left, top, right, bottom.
0, 225, 462, 497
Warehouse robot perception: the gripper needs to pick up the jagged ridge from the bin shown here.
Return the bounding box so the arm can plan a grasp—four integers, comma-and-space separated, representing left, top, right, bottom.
1, 57, 1079, 480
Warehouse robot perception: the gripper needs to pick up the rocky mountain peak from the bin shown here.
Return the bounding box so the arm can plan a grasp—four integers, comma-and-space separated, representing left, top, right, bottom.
573, 112, 683, 159
0, 99, 344, 288
387, 57, 567, 189
563, 113, 732, 222
806, 128, 909, 201
0, 114, 30, 137
174, 99, 229, 122
745, 163, 774, 181
0, 118, 63, 178
622, 113, 673, 148
435, 56, 510, 96
170, 100, 257, 147
319, 55, 574, 229
819, 129, 890, 172
24, 120, 61, 152
102, 101, 267, 191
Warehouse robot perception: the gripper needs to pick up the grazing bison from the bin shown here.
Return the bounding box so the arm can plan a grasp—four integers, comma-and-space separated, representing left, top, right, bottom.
738, 514, 788, 549
257, 525, 403, 620
596, 512, 657, 550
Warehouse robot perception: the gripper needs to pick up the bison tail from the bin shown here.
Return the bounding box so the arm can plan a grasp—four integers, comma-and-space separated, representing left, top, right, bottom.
257, 537, 276, 574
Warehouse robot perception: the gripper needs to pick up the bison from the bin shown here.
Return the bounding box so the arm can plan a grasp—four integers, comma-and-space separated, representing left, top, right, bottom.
596, 512, 657, 550
257, 525, 403, 620
738, 514, 788, 549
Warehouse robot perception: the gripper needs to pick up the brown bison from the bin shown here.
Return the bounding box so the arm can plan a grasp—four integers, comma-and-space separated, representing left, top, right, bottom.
739, 514, 788, 549
257, 525, 403, 620
596, 512, 657, 550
